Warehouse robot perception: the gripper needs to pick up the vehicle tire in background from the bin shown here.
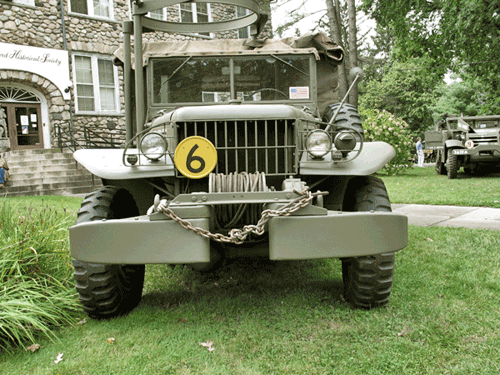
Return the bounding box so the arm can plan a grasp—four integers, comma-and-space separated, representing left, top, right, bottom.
447, 154, 458, 179
73, 186, 145, 319
341, 176, 395, 308
435, 151, 447, 175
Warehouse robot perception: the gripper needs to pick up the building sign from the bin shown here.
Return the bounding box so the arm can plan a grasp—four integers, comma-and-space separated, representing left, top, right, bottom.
0, 42, 70, 100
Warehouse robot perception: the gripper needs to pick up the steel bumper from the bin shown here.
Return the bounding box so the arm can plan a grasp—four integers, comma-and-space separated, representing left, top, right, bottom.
70, 209, 408, 264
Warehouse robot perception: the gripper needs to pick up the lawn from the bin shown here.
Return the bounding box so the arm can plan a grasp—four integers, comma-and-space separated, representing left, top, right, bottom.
379, 166, 500, 208
0, 178, 499, 374
0, 225, 499, 374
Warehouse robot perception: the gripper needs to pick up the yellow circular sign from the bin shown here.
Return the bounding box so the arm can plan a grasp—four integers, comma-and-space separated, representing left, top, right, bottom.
174, 136, 218, 179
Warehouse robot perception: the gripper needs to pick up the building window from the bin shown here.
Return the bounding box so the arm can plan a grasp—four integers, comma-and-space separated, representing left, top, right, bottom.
148, 7, 167, 20
13, 0, 35, 5
236, 7, 250, 39
73, 55, 120, 114
179, 3, 211, 37
70, 0, 113, 19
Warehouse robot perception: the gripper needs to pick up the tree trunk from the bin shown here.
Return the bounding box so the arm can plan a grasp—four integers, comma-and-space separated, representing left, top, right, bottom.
347, 0, 358, 107
325, 0, 348, 102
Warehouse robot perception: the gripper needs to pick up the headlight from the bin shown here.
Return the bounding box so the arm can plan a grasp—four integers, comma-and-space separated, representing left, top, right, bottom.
306, 130, 332, 158
140, 132, 168, 160
334, 131, 357, 152
465, 140, 474, 149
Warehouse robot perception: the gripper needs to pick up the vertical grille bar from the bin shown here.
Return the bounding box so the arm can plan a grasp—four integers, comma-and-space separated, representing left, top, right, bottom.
215, 121, 219, 173
274, 121, 280, 173
283, 121, 288, 175
224, 121, 228, 175
244, 120, 249, 172
265, 120, 269, 174
234, 120, 238, 173
254, 120, 258, 172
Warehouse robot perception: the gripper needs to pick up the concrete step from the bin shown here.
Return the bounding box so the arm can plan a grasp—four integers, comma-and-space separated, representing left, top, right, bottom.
0, 185, 100, 198
0, 148, 102, 197
6, 174, 98, 187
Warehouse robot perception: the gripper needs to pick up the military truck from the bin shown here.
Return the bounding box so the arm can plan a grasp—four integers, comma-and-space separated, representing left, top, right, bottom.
69, 0, 408, 319
425, 115, 500, 179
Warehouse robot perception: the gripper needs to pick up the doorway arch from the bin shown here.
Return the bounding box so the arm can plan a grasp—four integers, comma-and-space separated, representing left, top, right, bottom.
0, 84, 50, 150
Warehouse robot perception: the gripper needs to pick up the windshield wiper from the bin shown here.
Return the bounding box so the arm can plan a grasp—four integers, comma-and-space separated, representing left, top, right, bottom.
271, 54, 309, 77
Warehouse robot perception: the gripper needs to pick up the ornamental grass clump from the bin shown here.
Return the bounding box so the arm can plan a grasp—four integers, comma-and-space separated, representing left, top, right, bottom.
0, 201, 80, 350
361, 109, 414, 175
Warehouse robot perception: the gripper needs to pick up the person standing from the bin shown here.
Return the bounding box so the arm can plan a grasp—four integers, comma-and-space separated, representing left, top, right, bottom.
0, 155, 9, 188
416, 137, 424, 167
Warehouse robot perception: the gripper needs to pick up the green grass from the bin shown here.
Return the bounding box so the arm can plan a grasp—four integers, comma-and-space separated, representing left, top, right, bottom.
0, 226, 499, 374
0, 197, 82, 349
379, 166, 500, 208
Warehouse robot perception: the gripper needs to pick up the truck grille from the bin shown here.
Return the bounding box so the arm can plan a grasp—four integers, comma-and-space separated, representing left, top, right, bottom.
176, 119, 297, 176
469, 135, 499, 145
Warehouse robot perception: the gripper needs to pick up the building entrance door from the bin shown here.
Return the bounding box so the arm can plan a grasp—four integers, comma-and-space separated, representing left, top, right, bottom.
1, 103, 43, 150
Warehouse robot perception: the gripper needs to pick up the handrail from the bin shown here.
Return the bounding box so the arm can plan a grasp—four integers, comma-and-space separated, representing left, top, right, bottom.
56, 125, 122, 153
83, 127, 121, 149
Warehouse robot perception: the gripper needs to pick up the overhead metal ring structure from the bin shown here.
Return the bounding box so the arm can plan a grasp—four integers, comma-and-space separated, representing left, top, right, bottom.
133, 0, 262, 34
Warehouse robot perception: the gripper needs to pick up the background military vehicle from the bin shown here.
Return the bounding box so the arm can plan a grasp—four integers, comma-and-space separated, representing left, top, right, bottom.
69, 0, 408, 319
425, 115, 500, 178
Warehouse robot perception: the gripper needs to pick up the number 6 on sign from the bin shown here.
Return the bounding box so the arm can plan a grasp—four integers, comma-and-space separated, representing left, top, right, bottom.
174, 136, 217, 179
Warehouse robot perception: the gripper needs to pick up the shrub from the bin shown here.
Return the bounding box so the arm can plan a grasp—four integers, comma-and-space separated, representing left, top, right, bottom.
0, 201, 80, 350
360, 108, 414, 175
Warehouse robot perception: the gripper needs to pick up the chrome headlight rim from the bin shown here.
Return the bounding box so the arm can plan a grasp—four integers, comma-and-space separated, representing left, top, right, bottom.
306, 129, 332, 158
334, 130, 358, 152
140, 132, 168, 161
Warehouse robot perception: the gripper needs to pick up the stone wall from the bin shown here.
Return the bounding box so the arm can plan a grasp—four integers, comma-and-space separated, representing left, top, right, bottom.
0, 0, 274, 149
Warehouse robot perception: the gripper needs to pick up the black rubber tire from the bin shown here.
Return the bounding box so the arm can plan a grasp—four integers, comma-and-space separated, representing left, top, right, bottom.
447, 153, 458, 179
322, 103, 364, 140
435, 151, 447, 175
341, 176, 395, 309
73, 186, 145, 319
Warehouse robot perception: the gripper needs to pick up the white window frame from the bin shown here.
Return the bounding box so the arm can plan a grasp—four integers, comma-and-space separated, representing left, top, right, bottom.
72, 54, 120, 115
147, 7, 168, 20
69, 0, 114, 20
13, 0, 35, 5
178, 3, 213, 37
236, 7, 251, 39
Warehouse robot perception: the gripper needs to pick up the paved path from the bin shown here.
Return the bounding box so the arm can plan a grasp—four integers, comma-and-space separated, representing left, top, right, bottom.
392, 204, 500, 231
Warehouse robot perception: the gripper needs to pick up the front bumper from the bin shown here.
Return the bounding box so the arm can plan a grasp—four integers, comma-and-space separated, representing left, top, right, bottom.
452, 144, 500, 157
70, 204, 408, 264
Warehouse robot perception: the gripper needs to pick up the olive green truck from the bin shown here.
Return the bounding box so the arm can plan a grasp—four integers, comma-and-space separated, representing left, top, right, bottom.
425, 115, 500, 179
69, 0, 408, 319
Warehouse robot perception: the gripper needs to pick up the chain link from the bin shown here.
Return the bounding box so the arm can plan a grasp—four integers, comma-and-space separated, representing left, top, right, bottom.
158, 189, 325, 245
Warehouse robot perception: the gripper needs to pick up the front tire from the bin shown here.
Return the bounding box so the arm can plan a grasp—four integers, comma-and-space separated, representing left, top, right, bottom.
447, 153, 458, 179
341, 176, 395, 308
73, 186, 145, 319
435, 151, 447, 175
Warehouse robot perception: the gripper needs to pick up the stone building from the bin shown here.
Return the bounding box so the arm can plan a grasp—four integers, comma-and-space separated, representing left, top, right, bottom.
0, 0, 273, 152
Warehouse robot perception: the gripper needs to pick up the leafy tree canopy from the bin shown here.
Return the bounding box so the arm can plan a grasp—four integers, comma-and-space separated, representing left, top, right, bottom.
359, 56, 442, 135
361, 0, 500, 114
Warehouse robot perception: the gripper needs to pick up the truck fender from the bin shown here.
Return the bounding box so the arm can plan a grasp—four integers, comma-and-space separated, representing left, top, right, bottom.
444, 139, 464, 149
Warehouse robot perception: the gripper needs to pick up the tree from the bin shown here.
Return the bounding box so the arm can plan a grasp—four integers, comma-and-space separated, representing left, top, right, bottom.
359, 56, 441, 135
347, 0, 358, 106
361, 0, 500, 113
325, 0, 348, 100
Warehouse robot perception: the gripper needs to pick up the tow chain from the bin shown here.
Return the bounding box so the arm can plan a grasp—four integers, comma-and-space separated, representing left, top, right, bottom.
156, 189, 327, 245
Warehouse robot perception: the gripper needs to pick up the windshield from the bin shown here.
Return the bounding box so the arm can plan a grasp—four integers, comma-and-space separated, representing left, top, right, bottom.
151, 54, 313, 104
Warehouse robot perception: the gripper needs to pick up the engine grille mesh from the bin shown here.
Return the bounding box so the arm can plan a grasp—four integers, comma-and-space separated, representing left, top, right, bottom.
176, 119, 297, 176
